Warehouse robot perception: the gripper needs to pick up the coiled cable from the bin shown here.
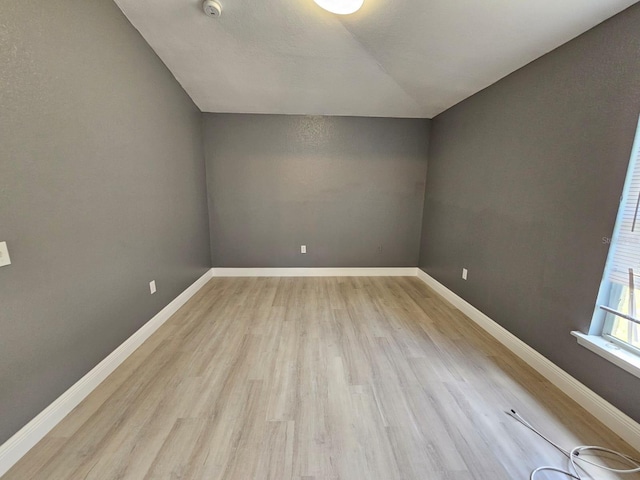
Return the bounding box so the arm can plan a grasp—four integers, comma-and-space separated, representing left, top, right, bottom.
506, 409, 640, 479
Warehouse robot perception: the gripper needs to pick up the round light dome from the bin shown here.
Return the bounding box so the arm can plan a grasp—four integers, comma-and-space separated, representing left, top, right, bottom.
313, 0, 364, 15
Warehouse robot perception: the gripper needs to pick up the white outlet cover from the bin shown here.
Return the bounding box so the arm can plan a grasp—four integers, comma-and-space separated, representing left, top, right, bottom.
462, 268, 468, 280
150, 280, 157, 294
301, 245, 307, 254
0, 242, 11, 267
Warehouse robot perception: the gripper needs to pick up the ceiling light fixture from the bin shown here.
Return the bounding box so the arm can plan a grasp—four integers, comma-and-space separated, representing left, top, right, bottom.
313, 0, 364, 15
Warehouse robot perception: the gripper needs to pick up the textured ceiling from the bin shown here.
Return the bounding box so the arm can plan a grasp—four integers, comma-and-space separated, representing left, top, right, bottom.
113, 0, 637, 118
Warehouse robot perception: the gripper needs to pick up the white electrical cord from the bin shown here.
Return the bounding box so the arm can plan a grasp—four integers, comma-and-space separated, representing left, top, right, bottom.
506, 409, 640, 479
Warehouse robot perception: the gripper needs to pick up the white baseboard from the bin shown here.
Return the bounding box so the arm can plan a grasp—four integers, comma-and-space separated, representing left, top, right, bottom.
211, 267, 418, 277
0, 269, 213, 478
416, 268, 640, 453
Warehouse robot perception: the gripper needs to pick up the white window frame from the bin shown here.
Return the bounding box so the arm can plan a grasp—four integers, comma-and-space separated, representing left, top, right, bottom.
573, 116, 640, 379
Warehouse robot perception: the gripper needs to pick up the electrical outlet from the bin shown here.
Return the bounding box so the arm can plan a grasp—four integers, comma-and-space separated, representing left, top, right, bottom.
149, 280, 157, 294
0, 242, 11, 267
462, 268, 468, 280
301, 245, 307, 254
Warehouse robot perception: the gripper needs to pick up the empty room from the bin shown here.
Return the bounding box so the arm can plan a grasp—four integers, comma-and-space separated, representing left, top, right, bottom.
3, 0, 640, 478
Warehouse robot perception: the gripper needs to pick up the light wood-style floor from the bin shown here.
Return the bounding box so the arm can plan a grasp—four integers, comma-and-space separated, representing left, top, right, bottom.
4, 277, 637, 480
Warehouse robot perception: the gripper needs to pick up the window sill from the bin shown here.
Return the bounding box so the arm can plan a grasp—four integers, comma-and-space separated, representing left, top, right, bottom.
572, 331, 640, 380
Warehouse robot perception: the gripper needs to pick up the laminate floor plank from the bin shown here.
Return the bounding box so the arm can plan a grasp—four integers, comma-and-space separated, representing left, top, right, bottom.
4, 277, 638, 480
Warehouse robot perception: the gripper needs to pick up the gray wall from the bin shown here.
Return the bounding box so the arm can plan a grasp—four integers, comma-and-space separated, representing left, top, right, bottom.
204, 114, 429, 267
419, 4, 640, 421
0, 0, 211, 443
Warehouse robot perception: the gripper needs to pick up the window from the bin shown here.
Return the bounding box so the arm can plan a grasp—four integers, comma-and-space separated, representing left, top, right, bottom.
594, 118, 640, 351
577, 117, 640, 376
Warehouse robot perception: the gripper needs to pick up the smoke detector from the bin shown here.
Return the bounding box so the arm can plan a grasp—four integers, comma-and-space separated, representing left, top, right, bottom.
203, 0, 222, 17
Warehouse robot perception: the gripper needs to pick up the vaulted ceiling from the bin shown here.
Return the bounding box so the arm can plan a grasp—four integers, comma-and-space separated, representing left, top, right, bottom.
114, 0, 638, 118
